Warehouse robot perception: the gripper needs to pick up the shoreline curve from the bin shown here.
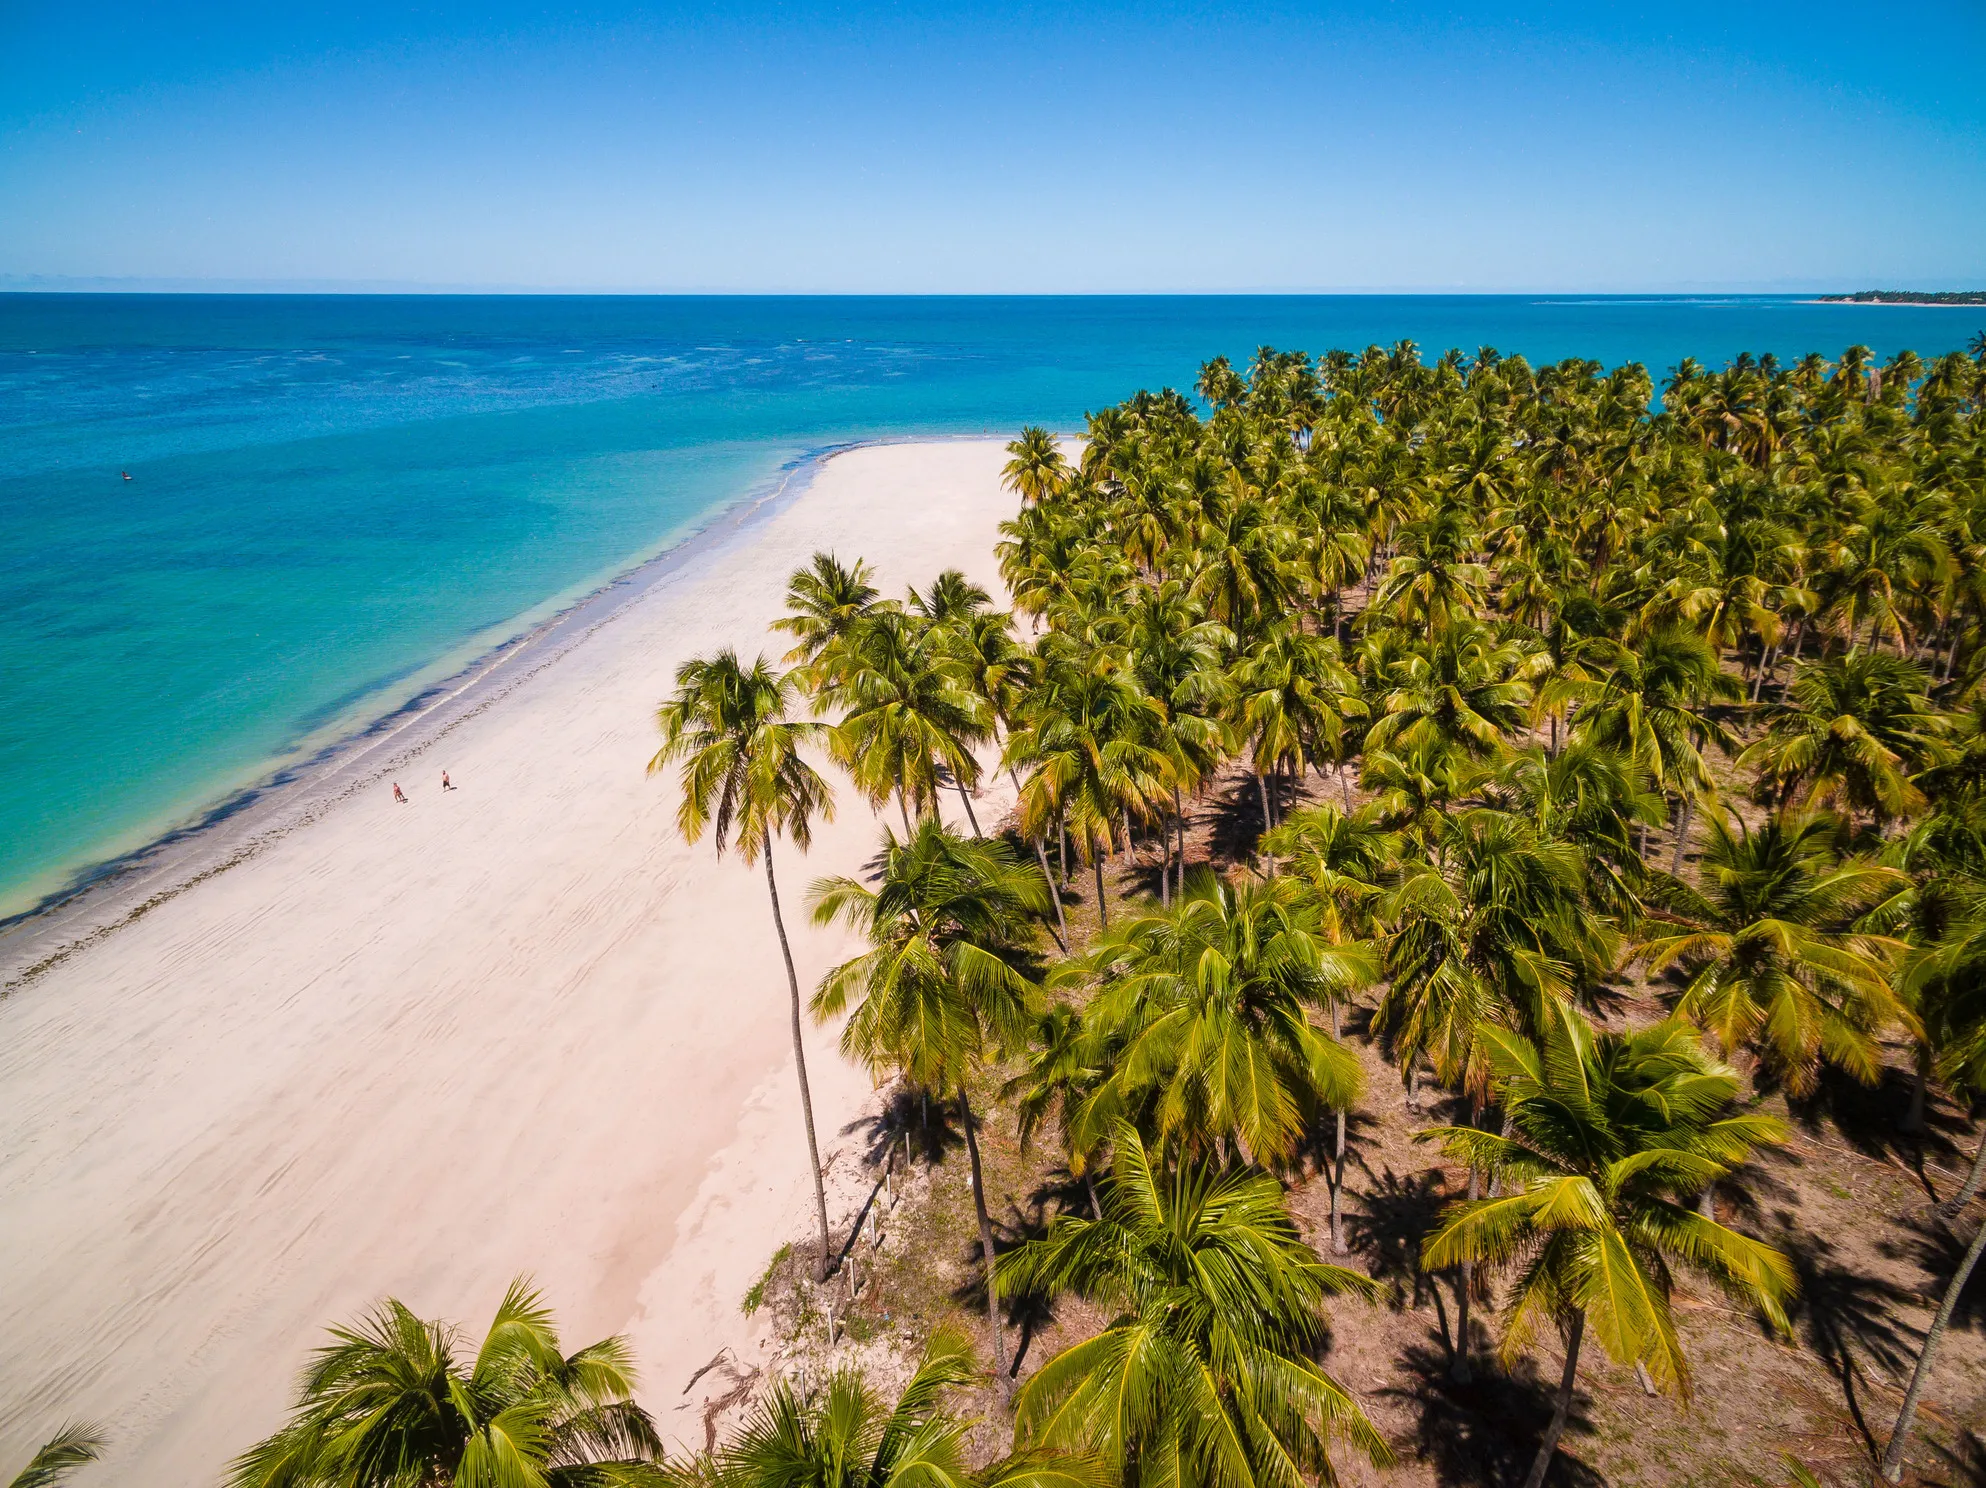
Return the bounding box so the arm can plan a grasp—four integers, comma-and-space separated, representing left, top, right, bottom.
0, 432, 981, 991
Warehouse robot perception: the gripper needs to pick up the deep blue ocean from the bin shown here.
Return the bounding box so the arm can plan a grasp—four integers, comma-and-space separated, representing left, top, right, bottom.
2, 294, 1979, 916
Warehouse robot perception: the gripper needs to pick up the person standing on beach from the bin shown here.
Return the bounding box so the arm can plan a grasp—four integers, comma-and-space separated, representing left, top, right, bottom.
392, 783, 408, 804
441, 770, 455, 791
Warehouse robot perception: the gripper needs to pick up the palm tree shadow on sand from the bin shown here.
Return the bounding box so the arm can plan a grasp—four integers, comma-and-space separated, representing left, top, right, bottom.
1779, 1225, 1923, 1456
1379, 1344, 1605, 1488
849, 1084, 965, 1169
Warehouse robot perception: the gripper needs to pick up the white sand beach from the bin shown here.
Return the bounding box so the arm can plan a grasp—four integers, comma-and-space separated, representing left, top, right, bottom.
0, 440, 1021, 1483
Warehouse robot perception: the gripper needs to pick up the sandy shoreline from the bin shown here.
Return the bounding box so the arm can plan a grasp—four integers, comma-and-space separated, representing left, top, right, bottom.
0, 439, 1022, 1482
0, 437, 946, 990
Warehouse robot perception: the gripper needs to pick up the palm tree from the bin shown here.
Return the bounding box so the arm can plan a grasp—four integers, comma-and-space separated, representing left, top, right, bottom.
820, 610, 992, 831
651, 650, 838, 1274
1573, 627, 1740, 873
1121, 580, 1232, 902
1819, 492, 1950, 654
1376, 805, 1613, 1377
1420, 1007, 1795, 1488
1359, 733, 1480, 850
228, 1279, 664, 1488
1486, 741, 1664, 920
681, 1329, 1091, 1488
1373, 500, 1491, 627
1005, 1001, 1111, 1216
1064, 870, 1370, 1167
1005, 664, 1169, 931
1378, 808, 1607, 1091
7, 1426, 107, 1488
1186, 489, 1300, 632
995, 1122, 1391, 1488
1004, 427, 1072, 507
1261, 802, 1399, 1250
1229, 625, 1358, 856
810, 820, 1049, 1391
1363, 621, 1533, 763
1740, 652, 1951, 830
1640, 810, 1908, 1095
773, 552, 886, 683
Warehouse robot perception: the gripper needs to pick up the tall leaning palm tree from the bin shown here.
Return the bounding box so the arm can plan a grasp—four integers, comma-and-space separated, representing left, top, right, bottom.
7, 1425, 107, 1488
228, 1279, 664, 1488
652, 650, 838, 1275
995, 1122, 1391, 1488
1420, 1008, 1795, 1488
810, 820, 1048, 1393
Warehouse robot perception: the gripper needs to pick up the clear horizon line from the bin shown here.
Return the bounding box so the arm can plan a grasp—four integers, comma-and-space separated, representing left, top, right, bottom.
8, 274, 1985, 298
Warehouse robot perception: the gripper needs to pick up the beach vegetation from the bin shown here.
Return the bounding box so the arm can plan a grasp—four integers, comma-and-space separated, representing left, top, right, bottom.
809, 819, 1051, 1394
743, 1245, 795, 1317
226, 1278, 665, 1488
1418, 1006, 1795, 1488
995, 1121, 1391, 1487
646, 335, 1986, 1485
665, 1328, 1094, 1488
651, 648, 841, 1278
6, 1425, 107, 1488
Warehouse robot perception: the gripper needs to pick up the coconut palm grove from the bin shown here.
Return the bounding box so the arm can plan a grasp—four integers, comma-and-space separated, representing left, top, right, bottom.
35, 338, 1984, 1488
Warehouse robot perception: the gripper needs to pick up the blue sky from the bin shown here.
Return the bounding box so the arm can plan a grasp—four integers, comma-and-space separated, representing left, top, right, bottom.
3, 1, 1982, 293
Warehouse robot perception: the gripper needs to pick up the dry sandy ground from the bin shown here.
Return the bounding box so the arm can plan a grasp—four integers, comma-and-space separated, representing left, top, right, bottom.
0, 439, 1020, 1483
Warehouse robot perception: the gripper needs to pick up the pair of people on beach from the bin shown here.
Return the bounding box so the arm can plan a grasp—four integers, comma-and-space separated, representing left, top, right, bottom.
392, 770, 455, 805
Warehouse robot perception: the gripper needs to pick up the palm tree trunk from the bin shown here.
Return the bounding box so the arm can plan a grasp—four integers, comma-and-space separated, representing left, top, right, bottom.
1257, 771, 1276, 876
1453, 1161, 1478, 1384
957, 1088, 1011, 1399
766, 844, 834, 1280
1058, 809, 1069, 888
1941, 1125, 1986, 1216
1085, 1172, 1101, 1218
1881, 1208, 1986, 1482
1093, 846, 1109, 930
1698, 1179, 1716, 1219
1011, 770, 1066, 944
1029, 839, 1067, 950
1340, 760, 1353, 810
1330, 1003, 1349, 1254
898, 789, 914, 836
1521, 1310, 1587, 1488
1670, 794, 1694, 877
956, 781, 983, 837
1454, 1101, 1481, 1383
1902, 1043, 1930, 1134
1751, 645, 1777, 702
1173, 786, 1187, 899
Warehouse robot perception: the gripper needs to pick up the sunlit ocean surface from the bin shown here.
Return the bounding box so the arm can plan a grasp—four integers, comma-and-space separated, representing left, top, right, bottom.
1, 293, 1977, 914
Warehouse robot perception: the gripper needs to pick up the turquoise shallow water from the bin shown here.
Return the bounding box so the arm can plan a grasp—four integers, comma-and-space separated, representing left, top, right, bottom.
2, 293, 1980, 917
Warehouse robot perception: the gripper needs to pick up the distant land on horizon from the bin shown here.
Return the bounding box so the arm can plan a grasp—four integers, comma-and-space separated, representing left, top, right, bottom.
1817, 289, 1986, 305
